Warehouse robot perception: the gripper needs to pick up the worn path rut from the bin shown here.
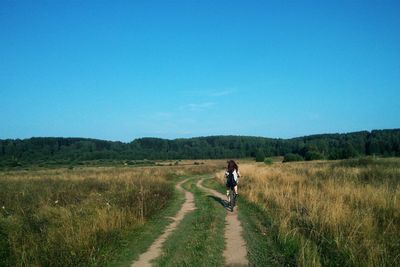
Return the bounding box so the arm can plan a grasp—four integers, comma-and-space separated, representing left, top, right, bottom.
130, 177, 248, 267
197, 178, 249, 267
131, 178, 195, 267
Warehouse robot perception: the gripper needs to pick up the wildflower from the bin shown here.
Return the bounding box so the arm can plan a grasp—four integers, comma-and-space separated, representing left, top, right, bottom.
1, 206, 5, 209
54, 200, 59, 204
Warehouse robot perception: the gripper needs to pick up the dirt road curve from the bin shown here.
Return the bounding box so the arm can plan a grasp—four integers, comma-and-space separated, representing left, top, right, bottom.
197, 178, 249, 267
131, 178, 195, 267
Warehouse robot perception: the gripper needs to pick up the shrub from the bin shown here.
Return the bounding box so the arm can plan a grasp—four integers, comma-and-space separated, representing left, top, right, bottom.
283, 153, 304, 162
304, 151, 324, 161
255, 150, 265, 162
264, 158, 274, 165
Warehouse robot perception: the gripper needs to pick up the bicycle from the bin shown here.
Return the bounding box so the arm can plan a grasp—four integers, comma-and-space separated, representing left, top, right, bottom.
228, 187, 236, 212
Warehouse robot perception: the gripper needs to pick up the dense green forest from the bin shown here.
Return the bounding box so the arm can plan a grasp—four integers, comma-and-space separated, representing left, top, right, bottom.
0, 129, 399, 167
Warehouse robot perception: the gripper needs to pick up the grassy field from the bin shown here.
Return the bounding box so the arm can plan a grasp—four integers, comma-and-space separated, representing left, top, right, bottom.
154, 176, 226, 266
0, 163, 224, 266
2, 157, 398, 266
202, 177, 296, 266
215, 157, 400, 267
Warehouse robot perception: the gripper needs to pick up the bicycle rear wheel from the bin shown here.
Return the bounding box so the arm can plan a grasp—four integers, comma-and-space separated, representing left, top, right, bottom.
229, 189, 236, 212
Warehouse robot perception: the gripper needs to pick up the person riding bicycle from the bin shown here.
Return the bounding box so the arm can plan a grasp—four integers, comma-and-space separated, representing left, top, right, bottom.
225, 160, 240, 201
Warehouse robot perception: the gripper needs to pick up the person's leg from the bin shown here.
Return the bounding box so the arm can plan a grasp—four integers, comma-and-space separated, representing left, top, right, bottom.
234, 185, 238, 195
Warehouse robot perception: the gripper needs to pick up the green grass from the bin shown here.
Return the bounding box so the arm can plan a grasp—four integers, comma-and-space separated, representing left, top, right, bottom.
203, 177, 297, 267
200, 177, 221, 192
154, 176, 226, 267
106, 181, 186, 266
238, 197, 298, 267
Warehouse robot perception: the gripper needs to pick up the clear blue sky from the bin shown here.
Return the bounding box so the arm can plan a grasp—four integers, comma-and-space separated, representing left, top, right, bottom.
1, 1, 399, 142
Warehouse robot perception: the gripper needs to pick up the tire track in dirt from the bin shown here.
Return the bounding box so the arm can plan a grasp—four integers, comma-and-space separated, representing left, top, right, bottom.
197, 178, 249, 267
131, 178, 195, 267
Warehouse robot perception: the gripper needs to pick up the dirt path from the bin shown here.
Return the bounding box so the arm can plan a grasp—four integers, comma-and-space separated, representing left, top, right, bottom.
131, 178, 195, 267
197, 178, 249, 267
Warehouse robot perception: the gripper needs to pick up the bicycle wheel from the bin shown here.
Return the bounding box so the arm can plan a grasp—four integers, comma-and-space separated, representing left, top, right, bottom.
229, 189, 235, 212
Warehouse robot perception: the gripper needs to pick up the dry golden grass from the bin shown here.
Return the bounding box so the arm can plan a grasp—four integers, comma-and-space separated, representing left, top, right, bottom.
0, 163, 224, 266
216, 158, 400, 267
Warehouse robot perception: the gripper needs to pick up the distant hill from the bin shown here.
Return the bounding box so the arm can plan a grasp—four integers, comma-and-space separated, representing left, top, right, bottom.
1, 129, 399, 167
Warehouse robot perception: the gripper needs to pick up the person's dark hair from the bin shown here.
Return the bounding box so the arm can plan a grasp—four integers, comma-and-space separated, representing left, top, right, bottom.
227, 160, 238, 173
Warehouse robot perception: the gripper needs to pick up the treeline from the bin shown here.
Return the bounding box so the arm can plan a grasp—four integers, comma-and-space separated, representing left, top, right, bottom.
0, 129, 399, 167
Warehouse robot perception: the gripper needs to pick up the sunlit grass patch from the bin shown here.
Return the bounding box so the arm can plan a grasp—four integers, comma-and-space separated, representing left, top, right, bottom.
0, 163, 223, 266
215, 158, 400, 267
